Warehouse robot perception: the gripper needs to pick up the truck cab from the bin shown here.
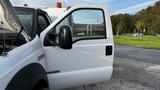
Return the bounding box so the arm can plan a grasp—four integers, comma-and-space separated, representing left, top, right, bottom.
0, 0, 114, 90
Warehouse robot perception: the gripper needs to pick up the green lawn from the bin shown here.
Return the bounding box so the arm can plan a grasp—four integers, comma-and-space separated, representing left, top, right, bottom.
114, 34, 160, 49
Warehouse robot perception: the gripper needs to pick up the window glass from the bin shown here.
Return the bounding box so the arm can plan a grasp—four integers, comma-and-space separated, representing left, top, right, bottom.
15, 8, 33, 34
38, 15, 49, 35
73, 10, 104, 24
54, 9, 106, 42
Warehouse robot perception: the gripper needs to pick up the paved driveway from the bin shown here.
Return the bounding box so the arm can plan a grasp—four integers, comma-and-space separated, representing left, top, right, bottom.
65, 45, 160, 90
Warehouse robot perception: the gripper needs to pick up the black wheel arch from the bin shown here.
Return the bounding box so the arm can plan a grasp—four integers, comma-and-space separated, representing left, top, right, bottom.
5, 63, 48, 90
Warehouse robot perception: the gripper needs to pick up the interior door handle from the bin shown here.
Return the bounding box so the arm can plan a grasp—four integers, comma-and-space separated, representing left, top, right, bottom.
106, 46, 113, 56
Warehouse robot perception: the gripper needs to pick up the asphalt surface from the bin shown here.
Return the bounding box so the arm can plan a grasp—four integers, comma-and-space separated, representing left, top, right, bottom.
65, 45, 160, 90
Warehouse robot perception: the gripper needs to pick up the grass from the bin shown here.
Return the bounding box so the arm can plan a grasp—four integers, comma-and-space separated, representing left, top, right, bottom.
114, 34, 160, 49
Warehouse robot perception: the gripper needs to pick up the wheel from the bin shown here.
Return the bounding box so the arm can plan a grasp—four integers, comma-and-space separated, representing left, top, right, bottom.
32, 80, 49, 90
6, 64, 48, 90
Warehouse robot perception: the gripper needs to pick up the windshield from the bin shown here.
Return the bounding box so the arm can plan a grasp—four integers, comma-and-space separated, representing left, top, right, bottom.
14, 7, 33, 34
0, 0, 33, 55
0, 7, 34, 54
0, 7, 33, 44
0, 7, 33, 39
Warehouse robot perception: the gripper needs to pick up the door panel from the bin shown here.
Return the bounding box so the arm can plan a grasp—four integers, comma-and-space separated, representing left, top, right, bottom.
45, 40, 113, 72
47, 64, 112, 90
45, 39, 113, 89
42, 6, 114, 90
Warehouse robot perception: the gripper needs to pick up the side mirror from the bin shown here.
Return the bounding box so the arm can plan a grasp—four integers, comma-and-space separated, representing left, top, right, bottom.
59, 25, 72, 49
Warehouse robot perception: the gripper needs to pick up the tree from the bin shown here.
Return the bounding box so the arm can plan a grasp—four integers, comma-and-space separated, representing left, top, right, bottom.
111, 14, 134, 35
111, 0, 160, 36
149, 15, 160, 35
135, 20, 144, 32
116, 19, 123, 36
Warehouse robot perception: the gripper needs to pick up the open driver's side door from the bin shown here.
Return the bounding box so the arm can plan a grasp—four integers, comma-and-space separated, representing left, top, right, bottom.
40, 5, 114, 90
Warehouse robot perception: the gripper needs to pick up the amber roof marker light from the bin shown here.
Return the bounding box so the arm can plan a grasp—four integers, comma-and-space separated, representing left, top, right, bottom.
56, 1, 62, 8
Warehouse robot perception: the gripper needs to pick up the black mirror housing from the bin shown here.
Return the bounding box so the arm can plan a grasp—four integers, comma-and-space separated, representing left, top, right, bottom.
59, 25, 72, 49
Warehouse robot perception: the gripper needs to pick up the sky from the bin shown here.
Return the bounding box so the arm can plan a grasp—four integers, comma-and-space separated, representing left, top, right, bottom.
10, 0, 159, 15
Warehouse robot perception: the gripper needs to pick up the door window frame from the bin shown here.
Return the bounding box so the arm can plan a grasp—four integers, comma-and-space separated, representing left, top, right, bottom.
37, 12, 51, 36
53, 8, 107, 43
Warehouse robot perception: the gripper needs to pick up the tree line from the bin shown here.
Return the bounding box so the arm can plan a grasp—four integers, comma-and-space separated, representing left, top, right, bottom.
111, 1, 160, 36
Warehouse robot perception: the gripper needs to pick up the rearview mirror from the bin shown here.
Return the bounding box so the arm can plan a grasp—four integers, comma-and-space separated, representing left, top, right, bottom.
59, 25, 72, 49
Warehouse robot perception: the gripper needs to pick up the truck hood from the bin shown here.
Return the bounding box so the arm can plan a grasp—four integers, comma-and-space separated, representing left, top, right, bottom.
0, 0, 31, 41
0, 0, 22, 32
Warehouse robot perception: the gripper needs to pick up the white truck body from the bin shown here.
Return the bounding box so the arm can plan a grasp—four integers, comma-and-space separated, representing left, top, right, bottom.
0, 1, 114, 90
43, 8, 66, 21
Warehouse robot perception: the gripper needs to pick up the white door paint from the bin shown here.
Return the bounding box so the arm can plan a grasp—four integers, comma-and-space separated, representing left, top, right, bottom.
41, 5, 114, 90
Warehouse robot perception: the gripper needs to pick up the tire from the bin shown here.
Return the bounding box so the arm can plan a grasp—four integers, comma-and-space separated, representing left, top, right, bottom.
32, 79, 49, 90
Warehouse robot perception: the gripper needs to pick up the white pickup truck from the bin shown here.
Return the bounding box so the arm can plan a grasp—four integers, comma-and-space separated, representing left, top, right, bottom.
0, 0, 114, 90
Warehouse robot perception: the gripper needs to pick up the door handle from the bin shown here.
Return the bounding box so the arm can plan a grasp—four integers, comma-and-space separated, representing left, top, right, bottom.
106, 46, 112, 56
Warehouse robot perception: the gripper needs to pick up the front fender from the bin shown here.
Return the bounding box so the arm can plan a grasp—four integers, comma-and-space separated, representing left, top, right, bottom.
5, 63, 48, 90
